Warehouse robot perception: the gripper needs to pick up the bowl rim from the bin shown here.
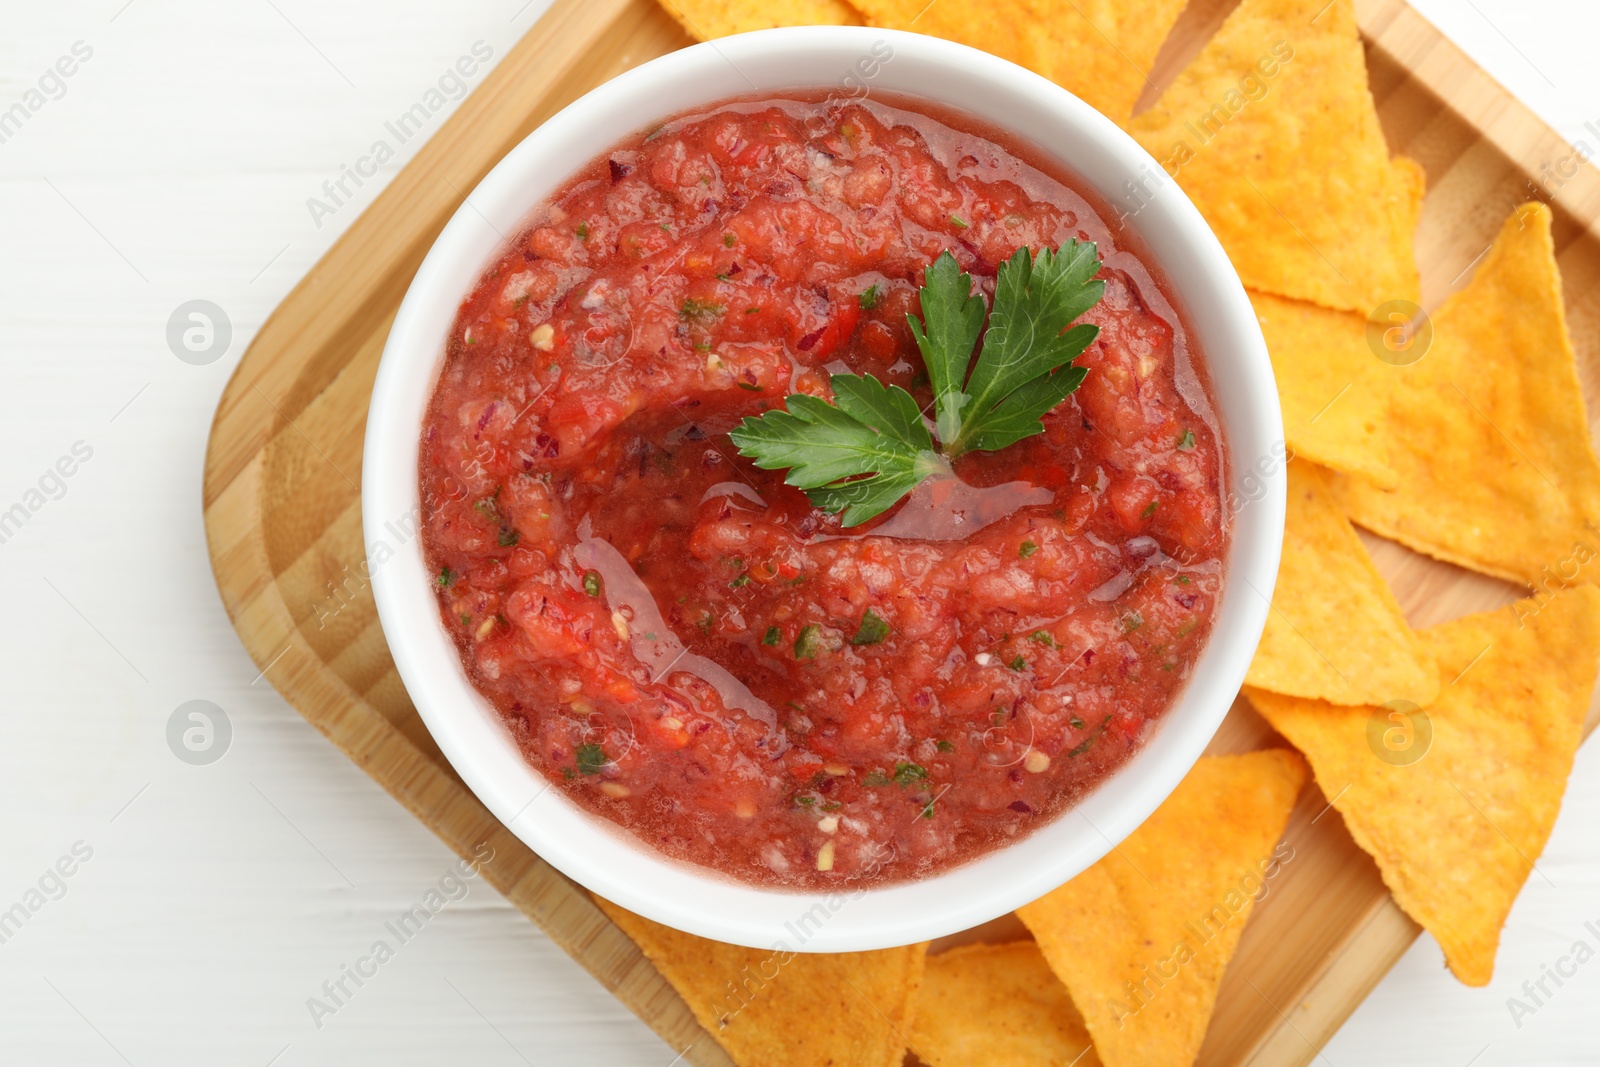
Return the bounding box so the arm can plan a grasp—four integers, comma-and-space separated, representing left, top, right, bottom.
364, 25, 1285, 953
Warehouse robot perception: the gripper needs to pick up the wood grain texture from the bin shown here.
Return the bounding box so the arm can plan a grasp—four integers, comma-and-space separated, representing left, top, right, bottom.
200, 1, 1600, 1064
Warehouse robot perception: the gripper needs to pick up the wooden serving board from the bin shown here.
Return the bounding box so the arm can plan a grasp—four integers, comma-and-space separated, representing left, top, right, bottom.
202, 1, 1600, 1063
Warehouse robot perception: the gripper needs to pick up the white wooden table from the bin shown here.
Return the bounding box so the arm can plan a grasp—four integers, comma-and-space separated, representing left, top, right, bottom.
1, 1, 1595, 1063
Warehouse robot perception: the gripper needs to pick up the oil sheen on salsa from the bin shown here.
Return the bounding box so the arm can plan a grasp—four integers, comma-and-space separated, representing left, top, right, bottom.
419, 93, 1228, 889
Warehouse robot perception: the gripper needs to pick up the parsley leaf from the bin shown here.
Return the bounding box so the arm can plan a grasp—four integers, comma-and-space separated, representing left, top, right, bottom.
730, 243, 1102, 526
729, 375, 944, 526
907, 251, 985, 447
892, 761, 929, 786
794, 623, 823, 659
851, 607, 890, 645
951, 243, 1103, 453
680, 297, 724, 323
575, 744, 607, 775
1068, 715, 1112, 757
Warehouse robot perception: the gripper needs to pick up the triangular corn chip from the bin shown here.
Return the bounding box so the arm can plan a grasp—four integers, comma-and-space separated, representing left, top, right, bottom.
851, 0, 1188, 128
913, 941, 1100, 1067
1245, 460, 1437, 705
1250, 290, 1398, 487
657, 0, 861, 39
1018, 751, 1307, 1067
1246, 584, 1600, 985
1336, 202, 1600, 587
1131, 0, 1422, 312
595, 898, 926, 1067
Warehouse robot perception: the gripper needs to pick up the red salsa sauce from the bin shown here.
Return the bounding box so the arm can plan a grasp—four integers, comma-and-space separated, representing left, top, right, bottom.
419, 92, 1228, 889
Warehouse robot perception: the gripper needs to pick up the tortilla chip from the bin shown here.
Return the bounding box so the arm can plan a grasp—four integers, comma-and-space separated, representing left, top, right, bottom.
1130, 0, 1422, 312
1245, 460, 1436, 705
913, 941, 1100, 1067
595, 898, 926, 1067
851, 0, 1189, 128
1245, 584, 1600, 985
1018, 751, 1307, 1067
1249, 290, 1398, 487
1393, 153, 1428, 218
1335, 202, 1600, 587
656, 0, 861, 39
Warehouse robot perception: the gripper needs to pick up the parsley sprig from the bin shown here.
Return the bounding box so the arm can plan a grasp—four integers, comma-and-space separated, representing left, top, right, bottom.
730, 243, 1103, 526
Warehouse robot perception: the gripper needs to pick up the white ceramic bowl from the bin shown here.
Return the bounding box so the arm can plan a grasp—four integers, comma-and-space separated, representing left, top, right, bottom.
365, 26, 1284, 953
